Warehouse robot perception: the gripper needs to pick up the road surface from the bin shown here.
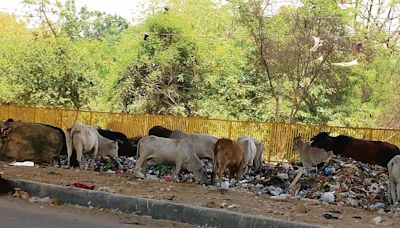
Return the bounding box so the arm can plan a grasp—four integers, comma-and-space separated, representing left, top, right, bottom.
0, 195, 195, 228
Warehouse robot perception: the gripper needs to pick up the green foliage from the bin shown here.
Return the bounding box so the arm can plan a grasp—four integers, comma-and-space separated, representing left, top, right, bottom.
114, 11, 200, 115
59, 0, 129, 40
1, 0, 399, 128
0, 35, 99, 108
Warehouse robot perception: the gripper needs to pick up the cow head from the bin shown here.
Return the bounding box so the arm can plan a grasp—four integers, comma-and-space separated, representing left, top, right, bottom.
194, 164, 208, 184
293, 136, 304, 151
107, 140, 119, 159
310, 132, 333, 151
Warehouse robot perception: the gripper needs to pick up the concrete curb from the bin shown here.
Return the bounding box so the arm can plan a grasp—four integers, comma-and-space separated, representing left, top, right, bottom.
4, 178, 326, 228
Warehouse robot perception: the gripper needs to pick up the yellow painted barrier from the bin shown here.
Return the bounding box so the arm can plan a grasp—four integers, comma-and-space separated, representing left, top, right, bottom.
2, 104, 400, 163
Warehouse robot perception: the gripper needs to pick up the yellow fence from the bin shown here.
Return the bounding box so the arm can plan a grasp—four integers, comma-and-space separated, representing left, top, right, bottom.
2, 104, 400, 162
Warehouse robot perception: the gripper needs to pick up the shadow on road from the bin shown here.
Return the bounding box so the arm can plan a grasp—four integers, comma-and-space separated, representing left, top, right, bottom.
0, 175, 14, 195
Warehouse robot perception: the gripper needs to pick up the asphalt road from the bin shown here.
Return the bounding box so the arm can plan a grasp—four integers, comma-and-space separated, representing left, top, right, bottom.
0, 195, 193, 228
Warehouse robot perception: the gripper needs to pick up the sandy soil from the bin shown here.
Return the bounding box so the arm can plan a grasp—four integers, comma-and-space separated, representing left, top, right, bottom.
1, 162, 398, 228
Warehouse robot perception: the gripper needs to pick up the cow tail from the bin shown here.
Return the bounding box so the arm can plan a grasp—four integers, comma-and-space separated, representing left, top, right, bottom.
211, 141, 219, 185
135, 139, 141, 159
239, 155, 246, 179
64, 129, 73, 157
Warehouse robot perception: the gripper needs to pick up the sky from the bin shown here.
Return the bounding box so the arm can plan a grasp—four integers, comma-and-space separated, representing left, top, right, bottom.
0, 0, 303, 19
0, 0, 151, 23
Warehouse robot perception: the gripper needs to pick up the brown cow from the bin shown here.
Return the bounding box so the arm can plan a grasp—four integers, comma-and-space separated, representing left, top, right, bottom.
0, 121, 65, 164
212, 138, 245, 185
311, 132, 400, 167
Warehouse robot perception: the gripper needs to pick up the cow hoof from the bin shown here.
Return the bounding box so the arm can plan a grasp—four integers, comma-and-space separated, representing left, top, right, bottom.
135, 172, 145, 179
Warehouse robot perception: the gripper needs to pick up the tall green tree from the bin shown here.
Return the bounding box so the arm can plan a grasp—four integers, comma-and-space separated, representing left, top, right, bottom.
114, 11, 202, 115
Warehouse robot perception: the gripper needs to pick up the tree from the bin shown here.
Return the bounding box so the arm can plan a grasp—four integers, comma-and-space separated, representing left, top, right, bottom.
113, 11, 202, 115
0, 36, 99, 109
234, 0, 370, 123
23, 0, 129, 39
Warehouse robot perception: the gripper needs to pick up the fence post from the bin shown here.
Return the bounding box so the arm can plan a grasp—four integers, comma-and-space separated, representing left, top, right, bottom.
89, 112, 93, 125
228, 121, 232, 139
33, 107, 37, 123
267, 123, 275, 163
60, 109, 64, 129
7, 105, 11, 119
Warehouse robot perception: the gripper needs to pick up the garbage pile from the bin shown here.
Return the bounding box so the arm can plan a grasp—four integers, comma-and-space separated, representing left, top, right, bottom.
57, 154, 395, 212
236, 155, 391, 212
58, 154, 213, 182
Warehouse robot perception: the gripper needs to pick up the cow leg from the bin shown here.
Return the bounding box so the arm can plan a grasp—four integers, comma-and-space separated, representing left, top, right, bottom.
235, 168, 242, 183
174, 160, 183, 181
67, 150, 72, 168
217, 160, 227, 186
75, 147, 83, 170
389, 178, 395, 204
135, 157, 145, 178
243, 166, 249, 176
229, 167, 240, 186
141, 160, 148, 178
91, 141, 99, 170
228, 167, 234, 182
396, 181, 400, 203
212, 160, 218, 186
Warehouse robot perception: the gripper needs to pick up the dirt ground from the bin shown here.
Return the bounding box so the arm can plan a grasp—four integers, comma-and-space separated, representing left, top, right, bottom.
1, 162, 399, 228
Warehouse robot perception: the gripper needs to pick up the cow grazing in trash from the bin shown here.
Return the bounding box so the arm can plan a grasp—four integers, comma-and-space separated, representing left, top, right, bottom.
237, 136, 257, 175
169, 129, 217, 160
135, 135, 207, 184
212, 138, 245, 185
388, 155, 400, 204
0, 121, 66, 164
293, 136, 333, 170
67, 124, 119, 169
97, 128, 136, 157
310, 132, 400, 167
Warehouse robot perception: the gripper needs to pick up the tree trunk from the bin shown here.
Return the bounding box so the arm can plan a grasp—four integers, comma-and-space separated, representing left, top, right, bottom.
274, 95, 281, 122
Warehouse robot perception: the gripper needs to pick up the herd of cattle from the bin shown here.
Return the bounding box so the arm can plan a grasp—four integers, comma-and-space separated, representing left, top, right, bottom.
2, 119, 400, 204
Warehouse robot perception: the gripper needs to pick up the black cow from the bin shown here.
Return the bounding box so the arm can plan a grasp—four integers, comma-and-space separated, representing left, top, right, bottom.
97, 128, 136, 157
310, 132, 400, 167
148, 125, 172, 138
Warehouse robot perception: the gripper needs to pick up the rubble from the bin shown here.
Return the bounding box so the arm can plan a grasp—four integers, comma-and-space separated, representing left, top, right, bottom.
29, 196, 63, 205
13, 188, 29, 199
66, 182, 95, 190
10, 161, 34, 167
98, 186, 117, 193
320, 192, 335, 204
372, 216, 382, 224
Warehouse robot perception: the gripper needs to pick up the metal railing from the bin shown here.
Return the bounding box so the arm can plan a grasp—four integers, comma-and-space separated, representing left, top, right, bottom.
2, 104, 400, 162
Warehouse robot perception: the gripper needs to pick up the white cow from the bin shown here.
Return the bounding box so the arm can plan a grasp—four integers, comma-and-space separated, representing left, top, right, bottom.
293, 136, 333, 169
135, 135, 207, 183
237, 136, 257, 175
388, 155, 400, 204
67, 123, 119, 169
252, 138, 264, 172
169, 129, 217, 160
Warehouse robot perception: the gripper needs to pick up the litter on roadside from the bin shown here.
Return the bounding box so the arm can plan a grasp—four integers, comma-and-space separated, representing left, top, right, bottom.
10, 161, 34, 167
